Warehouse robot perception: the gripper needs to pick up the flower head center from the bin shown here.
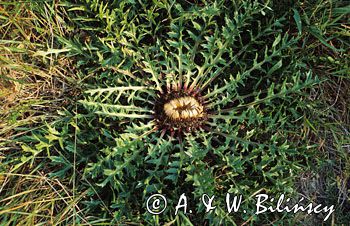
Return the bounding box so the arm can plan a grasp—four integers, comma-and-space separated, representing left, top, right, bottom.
163, 96, 203, 120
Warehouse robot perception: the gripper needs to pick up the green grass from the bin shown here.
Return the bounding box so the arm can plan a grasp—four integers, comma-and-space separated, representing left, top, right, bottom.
0, 0, 349, 225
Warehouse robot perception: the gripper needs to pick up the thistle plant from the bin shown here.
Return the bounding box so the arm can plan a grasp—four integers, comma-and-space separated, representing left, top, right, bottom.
45, 0, 319, 224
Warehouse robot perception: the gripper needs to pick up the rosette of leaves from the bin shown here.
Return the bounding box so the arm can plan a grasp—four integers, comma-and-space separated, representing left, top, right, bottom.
47, 0, 318, 224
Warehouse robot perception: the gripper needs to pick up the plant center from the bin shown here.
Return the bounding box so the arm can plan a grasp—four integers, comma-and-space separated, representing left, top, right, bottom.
163, 96, 204, 120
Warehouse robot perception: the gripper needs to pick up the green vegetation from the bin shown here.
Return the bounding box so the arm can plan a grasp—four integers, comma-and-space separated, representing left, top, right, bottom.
0, 0, 349, 225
